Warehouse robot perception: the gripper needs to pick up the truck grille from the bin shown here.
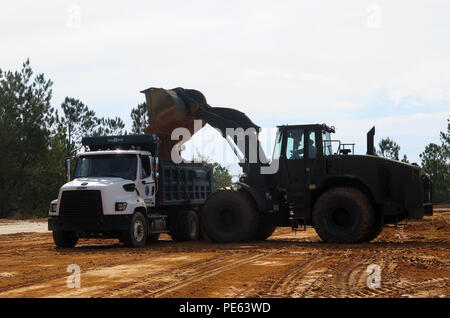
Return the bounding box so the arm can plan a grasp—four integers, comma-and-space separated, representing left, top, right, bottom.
59, 190, 103, 217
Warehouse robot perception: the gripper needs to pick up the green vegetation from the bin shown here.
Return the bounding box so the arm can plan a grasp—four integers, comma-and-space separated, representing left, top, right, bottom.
192, 153, 233, 189
420, 117, 450, 204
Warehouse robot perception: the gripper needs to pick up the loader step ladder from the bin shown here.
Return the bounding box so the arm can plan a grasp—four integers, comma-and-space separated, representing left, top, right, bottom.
290, 216, 307, 232
288, 186, 308, 231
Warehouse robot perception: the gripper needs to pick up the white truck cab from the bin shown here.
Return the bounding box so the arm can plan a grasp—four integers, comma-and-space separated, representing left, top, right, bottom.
48, 134, 214, 248
49, 149, 156, 218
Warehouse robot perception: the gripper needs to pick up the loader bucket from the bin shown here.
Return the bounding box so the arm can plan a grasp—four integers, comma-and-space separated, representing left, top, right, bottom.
141, 87, 266, 163
140, 87, 209, 159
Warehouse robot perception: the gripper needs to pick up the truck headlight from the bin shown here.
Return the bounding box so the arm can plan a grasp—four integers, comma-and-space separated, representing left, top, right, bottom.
115, 202, 127, 211
49, 203, 57, 214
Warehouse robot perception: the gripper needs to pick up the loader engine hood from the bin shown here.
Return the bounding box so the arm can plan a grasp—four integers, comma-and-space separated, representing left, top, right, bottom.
326, 154, 428, 219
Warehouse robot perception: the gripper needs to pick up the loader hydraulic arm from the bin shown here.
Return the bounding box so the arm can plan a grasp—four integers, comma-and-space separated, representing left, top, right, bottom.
141, 87, 268, 166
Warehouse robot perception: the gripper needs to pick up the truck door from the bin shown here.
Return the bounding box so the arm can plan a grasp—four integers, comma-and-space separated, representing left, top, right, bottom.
137, 155, 156, 207
283, 128, 307, 187
305, 129, 325, 187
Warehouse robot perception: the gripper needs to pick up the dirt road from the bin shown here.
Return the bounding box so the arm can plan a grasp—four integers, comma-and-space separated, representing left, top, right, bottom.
0, 208, 448, 298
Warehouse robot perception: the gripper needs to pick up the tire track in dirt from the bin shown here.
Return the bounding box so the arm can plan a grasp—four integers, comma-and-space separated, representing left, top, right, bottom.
355, 277, 450, 298
261, 254, 328, 297
104, 253, 268, 298
93, 254, 232, 298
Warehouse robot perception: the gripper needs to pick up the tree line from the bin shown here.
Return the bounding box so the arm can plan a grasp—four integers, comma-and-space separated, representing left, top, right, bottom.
0, 60, 448, 218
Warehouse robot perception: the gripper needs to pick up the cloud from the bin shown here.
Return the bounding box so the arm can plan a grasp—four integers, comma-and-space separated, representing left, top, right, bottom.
1, 0, 449, 164
386, 59, 450, 104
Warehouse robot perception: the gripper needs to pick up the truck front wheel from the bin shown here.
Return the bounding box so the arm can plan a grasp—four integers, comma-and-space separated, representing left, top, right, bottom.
121, 212, 148, 248
312, 187, 374, 243
53, 231, 78, 248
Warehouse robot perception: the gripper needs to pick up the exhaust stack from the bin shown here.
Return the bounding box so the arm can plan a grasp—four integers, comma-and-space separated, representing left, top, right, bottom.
366, 126, 375, 155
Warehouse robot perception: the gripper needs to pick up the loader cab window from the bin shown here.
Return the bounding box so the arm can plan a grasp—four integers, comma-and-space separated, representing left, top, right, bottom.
272, 130, 282, 160
140, 156, 151, 179
308, 131, 317, 159
322, 130, 332, 156
285, 129, 305, 160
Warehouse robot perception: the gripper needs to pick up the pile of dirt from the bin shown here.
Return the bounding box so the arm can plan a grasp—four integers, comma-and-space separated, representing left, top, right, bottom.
408, 216, 450, 231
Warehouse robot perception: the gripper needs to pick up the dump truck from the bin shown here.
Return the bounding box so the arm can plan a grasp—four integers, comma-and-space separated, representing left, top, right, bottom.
141, 87, 433, 243
48, 134, 214, 247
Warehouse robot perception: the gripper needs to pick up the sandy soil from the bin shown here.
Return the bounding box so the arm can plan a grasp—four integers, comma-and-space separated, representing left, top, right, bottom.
0, 220, 48, 235
0, 208, 448, 298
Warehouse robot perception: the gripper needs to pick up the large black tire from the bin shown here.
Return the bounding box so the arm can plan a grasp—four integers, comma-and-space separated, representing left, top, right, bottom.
312, 187, 374, 243
200, 190, 259, 243
361, 211, 384, 242
121, 212, 148, 248
253, 215, 277, 241
170, 210, 199, 242
53, 231, 78, 248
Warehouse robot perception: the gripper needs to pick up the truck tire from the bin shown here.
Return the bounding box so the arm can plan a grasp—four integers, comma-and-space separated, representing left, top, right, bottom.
200, 190, 259, 243
361, 212, 384, 242
312, 187, 374, 243
253, 216, 277, 241
53, 231, 78, 248
171, 210, 199, 241
121, 212, 148, 248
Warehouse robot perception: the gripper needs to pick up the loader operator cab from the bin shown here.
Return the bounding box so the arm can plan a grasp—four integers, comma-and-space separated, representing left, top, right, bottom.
272, 124, 335, 188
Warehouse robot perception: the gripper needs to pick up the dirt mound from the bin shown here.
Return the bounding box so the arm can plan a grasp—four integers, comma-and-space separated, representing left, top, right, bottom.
408, 217, 450, 231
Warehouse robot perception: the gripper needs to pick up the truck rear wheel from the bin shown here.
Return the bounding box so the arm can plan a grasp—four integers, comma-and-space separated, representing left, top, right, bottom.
53, 231, 78, 248
312, 187, 374, 243
171, 210, 199, 241
121, 212, 148, 248
200, 190, 259, 243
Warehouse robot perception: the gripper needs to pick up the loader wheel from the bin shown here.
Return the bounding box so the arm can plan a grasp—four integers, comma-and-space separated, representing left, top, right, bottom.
200, 190, 259, 243
361, 212, 384, 242
121, 212, 147, 248
53, 231, 78, 248
171, 210, 199, 241
312, 187, 373, 243
253, 215, 277, 241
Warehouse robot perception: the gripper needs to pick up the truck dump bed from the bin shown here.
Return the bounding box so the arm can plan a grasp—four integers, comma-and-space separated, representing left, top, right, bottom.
157, 160, 214, 206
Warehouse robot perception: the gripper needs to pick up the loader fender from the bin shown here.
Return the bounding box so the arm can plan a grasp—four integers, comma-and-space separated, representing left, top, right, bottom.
236, 182, 267, 212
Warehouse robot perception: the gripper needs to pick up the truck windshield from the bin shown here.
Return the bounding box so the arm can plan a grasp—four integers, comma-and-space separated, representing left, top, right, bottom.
322, 131, 332, 156
74, 154, 137, 180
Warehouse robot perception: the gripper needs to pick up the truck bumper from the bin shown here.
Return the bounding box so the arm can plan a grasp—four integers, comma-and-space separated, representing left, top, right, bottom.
48, 215, 131, 232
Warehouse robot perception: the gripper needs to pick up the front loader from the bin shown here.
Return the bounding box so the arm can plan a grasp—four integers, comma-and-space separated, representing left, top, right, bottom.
141, 87, 433, 243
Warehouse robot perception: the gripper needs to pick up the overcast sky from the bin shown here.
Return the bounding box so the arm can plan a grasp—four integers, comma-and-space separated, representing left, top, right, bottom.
1, 0, 449, 173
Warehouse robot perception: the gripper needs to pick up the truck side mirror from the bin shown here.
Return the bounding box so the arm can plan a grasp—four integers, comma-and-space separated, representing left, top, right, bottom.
154, 157, 159, 179
66, 158, 71, 182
